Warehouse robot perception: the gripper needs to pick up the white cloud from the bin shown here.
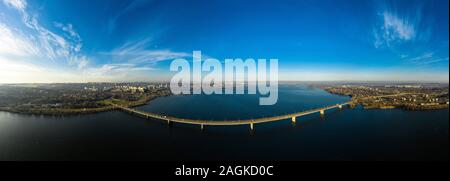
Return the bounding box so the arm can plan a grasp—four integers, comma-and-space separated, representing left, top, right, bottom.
371, 7, 446, 69
54, 22, 83, 53
1, 0, 88, 71
68, 56, 89, 69
108, 38, 190, 64
1, 0, 188, 83
2, 0, 205, 83
55, 23, 80, 40
406, 52, 449, 65
374, 11, 417, 48
87, 63, 156, 75
79, 63, 158, 82
419, 57, 449, 65
0, 24, 39, 57
2, 0, 26, 11
408, 52, 433, 62
382, 12, 415, 41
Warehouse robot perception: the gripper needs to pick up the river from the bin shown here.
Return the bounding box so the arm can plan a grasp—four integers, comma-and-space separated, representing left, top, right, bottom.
0, 85, 447, 160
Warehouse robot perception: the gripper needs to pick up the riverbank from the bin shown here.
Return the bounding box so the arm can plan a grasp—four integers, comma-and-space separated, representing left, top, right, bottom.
362, 104, 449, 110
364, 103, 449, 110
323, 86, 449, 111
0, 94, 172, 116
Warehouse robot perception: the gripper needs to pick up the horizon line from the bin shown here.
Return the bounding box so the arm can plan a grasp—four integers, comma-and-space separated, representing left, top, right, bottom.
1, 80, 449, 85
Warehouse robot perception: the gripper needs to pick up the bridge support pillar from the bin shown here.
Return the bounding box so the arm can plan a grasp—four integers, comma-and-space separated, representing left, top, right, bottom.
250, 123, 254, 130
291, 117, 296, 124
201, 124, 204, 130
320, 110, 325, 115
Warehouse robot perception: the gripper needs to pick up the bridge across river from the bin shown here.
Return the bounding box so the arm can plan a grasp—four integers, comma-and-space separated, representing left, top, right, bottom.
113, 101, 352, 130
112, 93, 413, 130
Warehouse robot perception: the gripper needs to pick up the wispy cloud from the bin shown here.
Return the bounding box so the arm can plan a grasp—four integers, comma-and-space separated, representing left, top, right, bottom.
372, 3, 448, 69
55, 23, 80, 40
373, 11, 416, 48
86, 63, 156, 76
400, 54, 408, 59
1, 0, 182, 82
78, 63, 159, 82
68, 56, 89, 69
405, 52, 449, 65
54, 22, 82, 52
2, 0, 26, 12
107, 38, 190, 64
0, 24, 39, 57
1, 0, 88, 69
382, 12, 415, 41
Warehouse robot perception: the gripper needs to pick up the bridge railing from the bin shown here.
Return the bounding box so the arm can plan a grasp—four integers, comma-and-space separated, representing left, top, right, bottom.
111, 101, 352, 126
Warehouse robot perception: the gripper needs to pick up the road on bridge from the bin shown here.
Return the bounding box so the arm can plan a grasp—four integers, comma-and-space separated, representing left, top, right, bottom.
112, 101, 352, 129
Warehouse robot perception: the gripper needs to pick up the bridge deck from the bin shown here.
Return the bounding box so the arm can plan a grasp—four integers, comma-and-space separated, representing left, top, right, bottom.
113, 93, 411, 126
114, 102, 351, 126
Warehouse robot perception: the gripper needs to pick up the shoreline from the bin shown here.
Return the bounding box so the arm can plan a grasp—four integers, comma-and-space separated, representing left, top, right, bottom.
324, 90, 449, 111
1, 88, 448, 116
362, 104, 449, 110
0, 94, 172, 116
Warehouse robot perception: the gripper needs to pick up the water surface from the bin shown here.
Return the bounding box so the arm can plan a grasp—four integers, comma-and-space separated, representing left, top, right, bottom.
0, 85, 447, 160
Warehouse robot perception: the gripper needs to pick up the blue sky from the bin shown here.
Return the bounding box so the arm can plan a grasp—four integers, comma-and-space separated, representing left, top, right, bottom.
0, 0, 448, 83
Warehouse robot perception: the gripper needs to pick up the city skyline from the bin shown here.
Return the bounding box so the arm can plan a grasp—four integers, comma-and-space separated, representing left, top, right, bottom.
0, 0, 449, 83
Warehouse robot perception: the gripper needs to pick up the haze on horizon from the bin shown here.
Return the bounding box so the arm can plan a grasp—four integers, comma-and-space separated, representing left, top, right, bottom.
0, 0, 448, 84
